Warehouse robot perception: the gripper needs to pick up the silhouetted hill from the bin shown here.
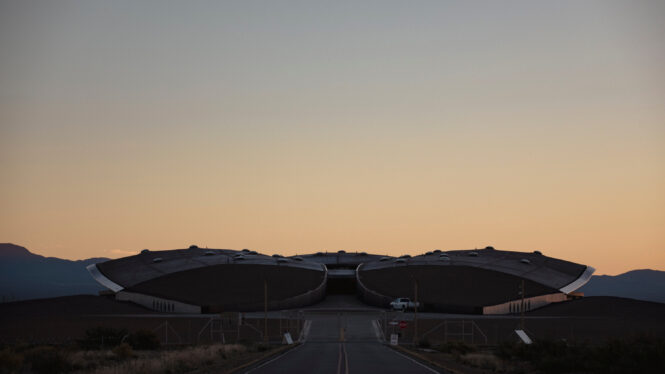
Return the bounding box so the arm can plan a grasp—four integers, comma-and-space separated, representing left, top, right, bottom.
0, 243, 109, 301
528, 295, 665, 317
578, 269, 665, 303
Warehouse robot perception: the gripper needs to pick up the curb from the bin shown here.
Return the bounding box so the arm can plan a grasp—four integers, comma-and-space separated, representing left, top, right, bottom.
227, 343, 301, 374
388, 344, 464, 374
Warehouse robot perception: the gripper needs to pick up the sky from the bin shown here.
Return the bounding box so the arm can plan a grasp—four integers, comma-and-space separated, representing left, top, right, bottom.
1, 1, 664, 275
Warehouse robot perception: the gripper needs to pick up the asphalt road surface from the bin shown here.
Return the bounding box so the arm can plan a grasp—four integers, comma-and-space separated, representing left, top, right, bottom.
244, 312, 439, 374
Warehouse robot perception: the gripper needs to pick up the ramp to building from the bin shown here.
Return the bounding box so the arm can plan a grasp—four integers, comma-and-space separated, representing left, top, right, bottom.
326, 269, 357, 294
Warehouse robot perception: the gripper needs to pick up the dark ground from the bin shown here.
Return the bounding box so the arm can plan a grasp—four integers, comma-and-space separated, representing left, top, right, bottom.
0, 295, 303, 346
1, 294, 664, 347
382, 296, 665, 346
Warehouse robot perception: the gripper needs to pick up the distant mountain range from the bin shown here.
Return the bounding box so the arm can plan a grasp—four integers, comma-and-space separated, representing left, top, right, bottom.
579, 269, 665, 304
1, 243, 664, 304
0, 243, 109, 301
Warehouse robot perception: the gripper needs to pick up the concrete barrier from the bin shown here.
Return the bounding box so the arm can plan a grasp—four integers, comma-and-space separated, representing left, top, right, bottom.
356, 263, 393, 308
271, 264, 328, 310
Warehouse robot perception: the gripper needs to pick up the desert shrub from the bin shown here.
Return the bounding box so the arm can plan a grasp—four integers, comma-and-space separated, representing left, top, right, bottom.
254, 344, 270, 352
586, 336, 665, 374
496, 336, 665, 374
78, 327, 127, 350
417, 338, 431, 349
23, 346, 71, 374
0, 348, 23, 373
437, 341, 476, 355
112, 343, 134, 361
460, 352, 499, 370
217, 347, 227, 359
495, 341, 515, 360
127, 330, 160, 350
67, 350, 112, 372
496, 340, 585, 373
236, 339, 253, 347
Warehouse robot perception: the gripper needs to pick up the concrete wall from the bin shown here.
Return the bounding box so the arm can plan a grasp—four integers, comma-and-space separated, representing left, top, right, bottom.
210, 265, 328, 312
116, 291, 201, 314
118, 266, 328, 314
116, 264, 328, 313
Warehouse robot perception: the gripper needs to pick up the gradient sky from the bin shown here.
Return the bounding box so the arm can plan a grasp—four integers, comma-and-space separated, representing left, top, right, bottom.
1, 1, 664, 275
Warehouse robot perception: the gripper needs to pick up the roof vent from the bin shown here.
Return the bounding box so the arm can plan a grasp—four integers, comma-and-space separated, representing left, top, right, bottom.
394, 258, 406, 264
141, 249, 150, 254
468, 251, 478, 257
433, 249, 442, 253
533, 250, 542, 255
292, 256, 304, 261
272, 254, 283, 258
379, 257, 390, 262
520, 258, 531, 264
248, 250, 258, 255
204, 251, 215, 256
234, 255, 246, 261
316, 252, 324, 256
399, 254, 411, 259
338, 250, 346, 254
277, 258, 289, 263
485, 246, 495, 250
152, 257, 163, 263
425, 251, 433, 255
242, 249, 250, 252
439, 255, 450, 261
189, 245, 199, 249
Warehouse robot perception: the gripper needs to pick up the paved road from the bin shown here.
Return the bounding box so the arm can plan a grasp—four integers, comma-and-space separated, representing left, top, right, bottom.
244, 313, 439, 374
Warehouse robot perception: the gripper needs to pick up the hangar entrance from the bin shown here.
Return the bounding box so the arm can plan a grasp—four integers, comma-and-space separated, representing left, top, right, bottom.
326, 268, 357, 294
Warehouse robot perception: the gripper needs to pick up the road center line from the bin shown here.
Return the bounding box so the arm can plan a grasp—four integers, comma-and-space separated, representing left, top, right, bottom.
337, 343, 343, 374
343, 342, 349, 374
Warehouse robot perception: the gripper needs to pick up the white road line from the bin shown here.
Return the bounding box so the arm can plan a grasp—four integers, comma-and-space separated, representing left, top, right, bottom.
298, 320, 312, 342
371, 319, 385, 343
244, 344, 303, 374
388, 347, 440, 374
343, 343, 349, 374
337, 343, 343, 374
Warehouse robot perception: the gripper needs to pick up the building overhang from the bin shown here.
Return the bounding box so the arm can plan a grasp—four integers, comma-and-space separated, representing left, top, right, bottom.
559, 265, 595, 294
86, 263, 124, 292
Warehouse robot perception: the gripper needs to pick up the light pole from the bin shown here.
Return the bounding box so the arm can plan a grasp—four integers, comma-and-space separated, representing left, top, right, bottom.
520, 280, 525, 331
413, 277, 419, 345
264, 279, 268, 344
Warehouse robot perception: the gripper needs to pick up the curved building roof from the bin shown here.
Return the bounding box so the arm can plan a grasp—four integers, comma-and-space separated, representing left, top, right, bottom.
92, 247, 324, 291
360, 248, 594, 293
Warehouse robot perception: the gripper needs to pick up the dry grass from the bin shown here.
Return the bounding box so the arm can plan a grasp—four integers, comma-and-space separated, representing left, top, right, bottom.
74, 344, 250, 374
1, 343, 274, 374
459, 352, 502, 371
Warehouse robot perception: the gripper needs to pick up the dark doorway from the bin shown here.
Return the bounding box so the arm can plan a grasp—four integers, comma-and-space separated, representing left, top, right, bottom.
327, 277, 357, 294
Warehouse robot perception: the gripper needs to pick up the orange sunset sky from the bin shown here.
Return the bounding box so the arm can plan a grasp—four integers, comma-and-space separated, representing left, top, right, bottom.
1, 1, 664, 275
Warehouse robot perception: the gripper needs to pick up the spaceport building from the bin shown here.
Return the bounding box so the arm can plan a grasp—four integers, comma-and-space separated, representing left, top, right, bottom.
88, 246, 594, 315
